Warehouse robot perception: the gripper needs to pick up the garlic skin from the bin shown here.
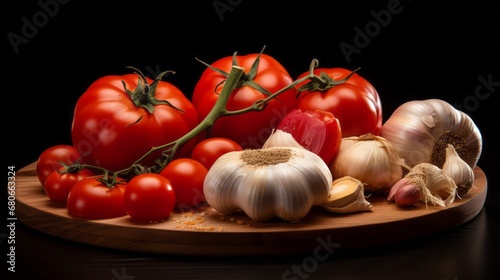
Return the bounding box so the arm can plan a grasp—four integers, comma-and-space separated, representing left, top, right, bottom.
262, 129, 304, 149
442, 144, 475, 195
389, 163, 457, 207
330, 133, 403, 192
320, 176, 372, 213
381, 99, 482, 169
203, 147, 332, 222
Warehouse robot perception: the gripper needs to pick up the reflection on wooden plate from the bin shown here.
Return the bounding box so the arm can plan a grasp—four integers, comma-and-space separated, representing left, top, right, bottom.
14, 162, 487, 256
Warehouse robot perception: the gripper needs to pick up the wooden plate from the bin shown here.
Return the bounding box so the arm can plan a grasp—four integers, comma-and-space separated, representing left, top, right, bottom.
14, 162, 487, 256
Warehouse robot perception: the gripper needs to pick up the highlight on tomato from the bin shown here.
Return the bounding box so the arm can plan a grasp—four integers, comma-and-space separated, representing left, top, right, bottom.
71, 69, 199, 172
159, 158, 208, 210
275, 108, 342, 165
124, 173, 176, 222
191, 49, 297, 149
66, 176, 127, 219
295, 68, 382, 137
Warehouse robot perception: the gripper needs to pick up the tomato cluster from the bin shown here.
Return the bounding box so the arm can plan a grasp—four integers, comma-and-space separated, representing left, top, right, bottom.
35, 50, 382, 223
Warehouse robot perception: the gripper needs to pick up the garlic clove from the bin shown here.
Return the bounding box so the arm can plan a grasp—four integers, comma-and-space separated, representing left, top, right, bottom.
442, 144, 475, 195
388, 177, 411, 202
393, 184, 421, 207
321, 176, 372, 213
262, 129, 304, 149
407, 163, 457, 207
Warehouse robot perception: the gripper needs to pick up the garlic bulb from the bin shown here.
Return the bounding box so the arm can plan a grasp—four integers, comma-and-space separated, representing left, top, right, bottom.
381, 99, 482, 169
321, 176, 372, 213
442, 144, 475, 195
330, 133, 404, 192
388, 163, 457, 207
203, 147, 332, 222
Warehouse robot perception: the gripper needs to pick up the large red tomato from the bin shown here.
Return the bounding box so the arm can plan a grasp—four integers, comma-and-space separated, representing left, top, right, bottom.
295, 68, 382, 137
71, 71, 199, 172
192, 52, 296, 149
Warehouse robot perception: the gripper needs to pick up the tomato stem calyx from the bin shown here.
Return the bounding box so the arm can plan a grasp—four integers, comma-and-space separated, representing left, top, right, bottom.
296, 67, 361, 96
195, 45, 273, 97
123, 66, 183, 114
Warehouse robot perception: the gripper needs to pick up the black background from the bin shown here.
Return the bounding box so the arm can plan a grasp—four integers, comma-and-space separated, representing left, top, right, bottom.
3, 0, 500, 279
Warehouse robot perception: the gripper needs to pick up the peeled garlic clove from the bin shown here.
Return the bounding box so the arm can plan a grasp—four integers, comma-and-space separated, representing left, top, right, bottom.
321, 176, 372, 213
381, 99, 482, 169
442, 144, 475, 195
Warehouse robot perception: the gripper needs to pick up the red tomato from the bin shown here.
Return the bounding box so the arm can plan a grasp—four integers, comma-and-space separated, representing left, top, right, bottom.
71, 71, 199, 172
191, 137, 243, 170
192, 52, 296, 149
159, 158, 208, 210
276, 108, 342, 165
295, 68, 382, 137
67, 177, 127, 219
36, 145, 81, 185
124, 173, 176, 222
44, 167, 94, 205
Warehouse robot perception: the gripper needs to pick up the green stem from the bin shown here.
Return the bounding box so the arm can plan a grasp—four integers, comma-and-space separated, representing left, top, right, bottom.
224, 59, 320, 116
132, 65, 246, 166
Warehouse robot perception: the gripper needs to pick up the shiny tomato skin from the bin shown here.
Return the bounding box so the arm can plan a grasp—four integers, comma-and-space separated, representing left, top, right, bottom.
192, 53, 296, 149
159, 158, 208, 210
43, 167, 94, 205
191, 137, 243, 170
36, 145, 81, 185
66, 177, 127, 219
277, 109, 342, 165
296, 68, 382, 137
124, 173, 176, 222
71, 74, 199, 172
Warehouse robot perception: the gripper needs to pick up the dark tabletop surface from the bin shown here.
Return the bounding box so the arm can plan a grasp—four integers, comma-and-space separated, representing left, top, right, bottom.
4, 0, 500, 279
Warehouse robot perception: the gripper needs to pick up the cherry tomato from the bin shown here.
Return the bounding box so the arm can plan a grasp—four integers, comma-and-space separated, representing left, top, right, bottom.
295, 68, 382, 137
159, 158, 208, 210
71, 70, 199, 172
36, 145, 81, 185
67, 177, 127, 219
191, 137, 243, 170
192, 52, 296, 148
43, 167, 94, 205
124, 173, 176, 222
276, 108, 342, 165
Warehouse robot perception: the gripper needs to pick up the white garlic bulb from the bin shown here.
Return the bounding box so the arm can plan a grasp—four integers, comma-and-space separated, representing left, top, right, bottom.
381, 99, 482, 169
203, 147, 332, 222
442, 144, 475, 195
330, 133, 404, 192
